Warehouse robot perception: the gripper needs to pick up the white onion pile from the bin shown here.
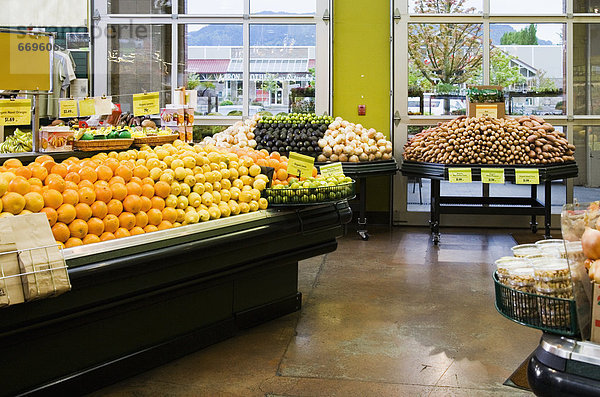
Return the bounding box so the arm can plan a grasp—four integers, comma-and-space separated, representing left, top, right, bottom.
198, 115, 259, 149
316, 117, 393, 162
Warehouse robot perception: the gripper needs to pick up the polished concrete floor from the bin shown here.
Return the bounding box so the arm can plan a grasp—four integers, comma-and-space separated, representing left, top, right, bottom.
88, 227, 539, 396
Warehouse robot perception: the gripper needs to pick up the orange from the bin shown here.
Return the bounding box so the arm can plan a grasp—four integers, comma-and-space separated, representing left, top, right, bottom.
130, 176, 143, 186
78, 187, 96, 206
276, 168, 288, 181
57, 203, 76, 224
65, 181, 79, 191
100, 232, 116, 241
23, 192, 45, 212
82, 234, 101, 245
161, 207, 177, 224
139, 196, 152, 212
28, 177, 43, 187
75, 203, 92, 221
123, 195, 142, 213
110, 183, 127, 201
118, 212, 136, 230
15, 166, 32, 179
141, 183, 155, 198
103, 214, 120, 233
51, 164, 68, 178
91, 201, 108, 219
65, 237, 84, 248
114, 227, 131, 239
147, 208, 163, 226
150, 196, 165, 211
114, 165, 132, 182
78, 180, 94, 190
3, 158, 22, 169
35, 155, 53, 164
154, 181, 171, 198
157, 220, 173, 230
67, 163, 82, 174
31, 165, 48, 181
107, 199, 123, 216
62, 189, 79, 205
126, 182, 142, 196
80, 159, 99, 169
40, 207, 58, 226
103, 158, 119, 171
45, 175, 66, 192
78, 166, 98, 183
94, 185, 113, 203
51, 222, 70, 243
68, 219, 88, 239
142, 177, 155, 186
2, 192, 25, 214
95, 165, 113, 181
64, 172, 81, 184
41, 160, 56, 174
135, 211, 148, 228
130, 226, 145, 236
144, 224, 159, 233
133, 166, 149, 179
9, 176, 31, 195
29, 184, 43, 194
87, 217, 105, 236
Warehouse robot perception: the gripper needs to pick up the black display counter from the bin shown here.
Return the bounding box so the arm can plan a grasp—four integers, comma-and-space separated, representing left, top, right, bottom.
0, 203, 351, 397
401, 161, 578, 244
316, 159, 398, 240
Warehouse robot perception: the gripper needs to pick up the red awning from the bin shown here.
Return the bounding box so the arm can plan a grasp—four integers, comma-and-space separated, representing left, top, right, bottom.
187, 59, 230, 74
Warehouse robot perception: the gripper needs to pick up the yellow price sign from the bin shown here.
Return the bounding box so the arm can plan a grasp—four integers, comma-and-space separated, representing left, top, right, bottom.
515, 169, 540, 185
448, 168, 472, 183
78, 98, 95, 117
475, 104, 498, 118
320, 162, 344, 177
287, 152, 315, 179
133, 92, 160, 116
0, 99, 31, 126
0, 32, 51, 91
481, 168, 505, 184
59, 99, 78, 118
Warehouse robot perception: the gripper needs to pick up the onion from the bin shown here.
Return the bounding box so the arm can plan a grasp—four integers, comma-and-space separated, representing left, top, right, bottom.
318, 139, 327, 148
341, 121, 349, 128
375, 152, 382, 159
339, 154, 349, 162
359, 153, 369, 162
343, 146, 353, 155
333, 145, 344, 155
330, 154, 339, 162
368, 154, 376, 161
375, 132, 385, 141
349, 155, 359, 163
356, 124, 363, 130
582, 227, 600, 260
361, 135, 369, 143
368, 129, 376, 139
323, 146, 333, 157
317, 154, 327, 162
354, 146, 364, 156
590, 260, 600, 282
382, 153, 392, 160
369, 145, 378, 154
377, 139, 387, 146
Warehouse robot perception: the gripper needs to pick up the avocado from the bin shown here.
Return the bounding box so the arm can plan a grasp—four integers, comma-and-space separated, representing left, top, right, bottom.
93, 134, 107, 140
118, 130, 132, 139
107, 131, 119, 139
80, 132, 94, 141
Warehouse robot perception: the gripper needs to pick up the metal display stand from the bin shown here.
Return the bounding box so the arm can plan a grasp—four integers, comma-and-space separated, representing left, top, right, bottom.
401, 161, 579, 244
316, 159, 398, 240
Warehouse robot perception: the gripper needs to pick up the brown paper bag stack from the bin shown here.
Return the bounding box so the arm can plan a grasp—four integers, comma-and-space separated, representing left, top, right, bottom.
0, 221, 25, 306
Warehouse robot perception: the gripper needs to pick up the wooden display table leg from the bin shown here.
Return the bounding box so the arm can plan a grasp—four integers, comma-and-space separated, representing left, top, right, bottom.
430, 179, 440, 245
530, 184, 538, 233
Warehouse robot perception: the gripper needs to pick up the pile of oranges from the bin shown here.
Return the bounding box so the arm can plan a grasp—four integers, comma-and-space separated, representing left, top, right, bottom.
0, 140, 270, 248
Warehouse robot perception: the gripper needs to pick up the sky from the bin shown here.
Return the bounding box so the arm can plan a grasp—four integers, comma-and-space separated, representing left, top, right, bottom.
186, 0, 315, 15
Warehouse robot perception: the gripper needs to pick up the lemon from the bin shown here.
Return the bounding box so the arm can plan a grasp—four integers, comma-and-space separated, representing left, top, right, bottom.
180, 183, 191, 197
165, 194, 178, 208
170, 182, 182, 196
193, 183, 205, 195
177, 196, 189, 210
176, 208, 186, 223
201, 192, 213, 206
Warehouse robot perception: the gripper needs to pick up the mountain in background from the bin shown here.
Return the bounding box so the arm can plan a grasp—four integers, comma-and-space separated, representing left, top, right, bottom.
187, 24, 316, 47
491, 24, 552, 45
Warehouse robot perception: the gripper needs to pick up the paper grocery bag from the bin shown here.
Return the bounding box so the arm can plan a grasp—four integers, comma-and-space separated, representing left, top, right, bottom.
0, 219, 25, 305
11, 214, 70, 300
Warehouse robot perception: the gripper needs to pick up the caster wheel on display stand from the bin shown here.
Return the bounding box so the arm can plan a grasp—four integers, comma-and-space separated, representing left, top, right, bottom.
358, 231, 369, 241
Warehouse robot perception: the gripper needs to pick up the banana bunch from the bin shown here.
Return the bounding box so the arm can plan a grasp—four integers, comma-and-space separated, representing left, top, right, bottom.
0, 129, 32, 153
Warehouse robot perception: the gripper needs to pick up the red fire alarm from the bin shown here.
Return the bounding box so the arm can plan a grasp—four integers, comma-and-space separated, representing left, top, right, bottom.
358, 105, 366, 116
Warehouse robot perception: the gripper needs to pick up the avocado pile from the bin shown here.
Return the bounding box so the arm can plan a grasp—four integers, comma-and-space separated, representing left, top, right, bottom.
79, 129, 132, 140
254, 113, 334, 157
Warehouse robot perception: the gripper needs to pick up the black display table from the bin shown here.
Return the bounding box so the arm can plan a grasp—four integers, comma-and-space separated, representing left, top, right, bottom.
316, 159, 398, 240
401, 161, 578, 244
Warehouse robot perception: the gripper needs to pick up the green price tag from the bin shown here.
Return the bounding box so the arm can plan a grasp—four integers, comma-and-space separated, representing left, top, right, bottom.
78, 98, 96, 117
320, 162, 344, 177
287, 152, 315, 179
515, 169, 540, 185
448, 168, 472, 183
481, 168, 505, 184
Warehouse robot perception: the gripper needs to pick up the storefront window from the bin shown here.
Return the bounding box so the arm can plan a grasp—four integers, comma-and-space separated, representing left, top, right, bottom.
250, 0, 316, 15
573, 24, 600, 115
573, 126, 600, 201
181, 1, 243, 15
249, 24, 316, 116
490, 0, 565, 14
409, 0, 482, 14
408, 23, 482, 116
108, 0, 171, 14
574, 0, 600, 12
107, 24, 172, 113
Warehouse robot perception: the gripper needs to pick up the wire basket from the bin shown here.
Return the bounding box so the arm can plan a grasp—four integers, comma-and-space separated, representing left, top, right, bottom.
263, 180, 355, 207
132, 134, 179, 148
493, 272, 579, 336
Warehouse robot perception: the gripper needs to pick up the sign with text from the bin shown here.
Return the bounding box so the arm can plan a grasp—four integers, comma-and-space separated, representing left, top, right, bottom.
475, 104, 498, 118
0, 32, 51, 91
481, 168, 505, 184
320, 162, 344, 177
59, 99, 77, 118
515, 169, 540, 185
448, 168, 472, 183
287, 152, 315, 179
133, 92, 160, 116
0, 99, 31, 125
77, 98, 95, 117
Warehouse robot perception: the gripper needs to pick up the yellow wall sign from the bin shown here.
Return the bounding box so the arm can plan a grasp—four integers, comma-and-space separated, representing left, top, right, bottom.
0, 32, 51, 91
59, 99, 77, 118
320, 162, 344, 177
481, 168, 505, 184
515, 169, 540, 185
0, 99, 31, 126
448, 168, 472, 183
78, 98, 95, 117
287, 152, 315, 179
475, 104, 498, 118
133, 92, 160, 116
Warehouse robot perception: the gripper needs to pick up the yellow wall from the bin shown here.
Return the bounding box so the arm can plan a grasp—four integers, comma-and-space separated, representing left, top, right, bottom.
333, 0, 391, 212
